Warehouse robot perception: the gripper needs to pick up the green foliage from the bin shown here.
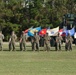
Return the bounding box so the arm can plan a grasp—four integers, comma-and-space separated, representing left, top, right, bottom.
0, 0, 76, 41
30, 19, 39, 27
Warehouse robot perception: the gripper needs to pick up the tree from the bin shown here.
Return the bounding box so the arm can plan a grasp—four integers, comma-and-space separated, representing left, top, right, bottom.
0, 0, 76, 41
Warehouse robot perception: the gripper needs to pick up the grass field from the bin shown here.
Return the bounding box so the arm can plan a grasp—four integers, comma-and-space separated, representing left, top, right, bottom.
0, 44, 76, 75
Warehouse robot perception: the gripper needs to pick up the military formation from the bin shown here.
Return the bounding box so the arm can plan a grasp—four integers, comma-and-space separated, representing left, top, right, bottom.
0, 30, 75, 51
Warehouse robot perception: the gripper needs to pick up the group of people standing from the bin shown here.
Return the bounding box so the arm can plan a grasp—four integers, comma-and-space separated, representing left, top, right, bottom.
55, 33, 73, 51
31, 32, 51, 51
0, 30, 75, 51
9, 31, 27, 51
31, 32, 74, 51
0, 31, 26, 51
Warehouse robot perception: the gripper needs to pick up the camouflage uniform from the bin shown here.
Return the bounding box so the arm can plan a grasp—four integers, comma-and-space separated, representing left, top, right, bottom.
33, 33, 40, 51
9, 31, 17, 51
30, 32, 40, 51
20, 31, 26, 51
55, 34, 63, 50
0, 31, 4, 50
65, 34, 73, 51
65, 37, 69, 50
44, 33, 50, 51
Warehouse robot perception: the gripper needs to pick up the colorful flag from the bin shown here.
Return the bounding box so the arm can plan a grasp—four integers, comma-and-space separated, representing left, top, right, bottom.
39, 28, 47, 36
61, 32, 66, 37
59, 29, 63, 35
24, 27, 33, 33
68, 28, 75, 36
28, 27, 41, 36
47, 26, 59, 36
59, 29, 66, 37
60, 27, 75, 36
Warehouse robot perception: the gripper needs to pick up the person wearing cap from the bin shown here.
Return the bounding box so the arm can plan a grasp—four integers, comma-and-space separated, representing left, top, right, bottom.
0, 31, 4, 51
9, 31, 17, 51
20, 31, 27, 51
44, 33, 51, 51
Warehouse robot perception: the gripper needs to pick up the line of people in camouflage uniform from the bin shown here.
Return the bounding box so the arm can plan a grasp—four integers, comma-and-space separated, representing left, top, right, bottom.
55, 33, 73, 51
0, 31, 74, 51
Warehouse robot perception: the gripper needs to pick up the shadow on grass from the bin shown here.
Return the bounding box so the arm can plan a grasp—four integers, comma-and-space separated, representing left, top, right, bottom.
1, 49, 66, 52
1, 46, 76, 52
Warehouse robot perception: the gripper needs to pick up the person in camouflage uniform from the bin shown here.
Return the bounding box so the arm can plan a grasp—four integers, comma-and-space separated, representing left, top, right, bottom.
31, 32, 40, 51
65, 33, 73, 51
33, 32, 40, 51
9, 31, 17, 51
0, 31, 4, 51
55, 33, 63, 51
20, 31, 27, 51
44, 33, 51, 51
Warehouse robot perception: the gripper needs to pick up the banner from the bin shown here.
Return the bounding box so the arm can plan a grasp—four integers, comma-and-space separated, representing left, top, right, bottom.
39, 28, 47, 36
28, 27, 41, 36
47, 27, 59, 36
24, 26, 33, 33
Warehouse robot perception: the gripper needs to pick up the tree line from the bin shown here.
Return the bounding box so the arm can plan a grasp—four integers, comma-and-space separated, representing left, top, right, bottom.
0, 0, 76, 41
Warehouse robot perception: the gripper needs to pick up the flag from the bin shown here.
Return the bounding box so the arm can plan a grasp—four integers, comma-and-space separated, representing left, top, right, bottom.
24, 29, 28, 33
59, 29, 64, 35
24, 27, 33, 33
68, 28, 75, 36
59, 28, 68, 37
61, 28, 75, 36
28, 27, 41, 36
47, 26, 59, 36
59, 29, 66, 37
61, 32, 66, 37
39, 28, 47, 36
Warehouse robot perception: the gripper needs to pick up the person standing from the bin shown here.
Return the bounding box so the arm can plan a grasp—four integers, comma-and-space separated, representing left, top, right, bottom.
55, 33, 63, 51
65, 33, 73, 51
44, 33, 51, 51
9, 31, 17, 51
74, 32, 76, 46
0, 31, 4, 51
20, 31, 27, 51
65, 35, 69, 51
31, 32, 40, 51
33, 32, 40, 51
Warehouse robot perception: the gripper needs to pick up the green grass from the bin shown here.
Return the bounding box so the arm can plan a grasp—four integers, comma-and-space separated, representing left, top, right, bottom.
0, 46, 76, 75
